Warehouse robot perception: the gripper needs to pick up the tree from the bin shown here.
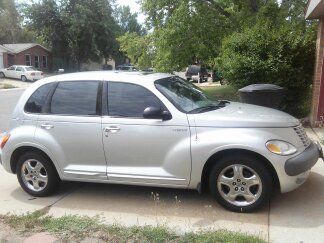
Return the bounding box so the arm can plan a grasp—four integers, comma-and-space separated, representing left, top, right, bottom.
24, 0, 120, 71
117, 32, 153, 69
115, 5, 145, 35
0, 0, 32, 43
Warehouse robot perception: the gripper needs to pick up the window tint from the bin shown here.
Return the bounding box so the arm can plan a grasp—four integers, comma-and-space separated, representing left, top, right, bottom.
26, 67, 36, 71
51, 81, 99, 116
108, 82, 162, 118
25, 83, 56, 113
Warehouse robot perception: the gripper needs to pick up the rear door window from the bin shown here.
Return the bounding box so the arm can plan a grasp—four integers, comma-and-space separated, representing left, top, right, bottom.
50, 81, 100, 116
25, 83, 56, 113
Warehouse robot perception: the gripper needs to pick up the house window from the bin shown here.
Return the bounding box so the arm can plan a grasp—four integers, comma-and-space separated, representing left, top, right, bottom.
25, 54, 31, 66
42, 55, 48, 69
34, 56, 40, 69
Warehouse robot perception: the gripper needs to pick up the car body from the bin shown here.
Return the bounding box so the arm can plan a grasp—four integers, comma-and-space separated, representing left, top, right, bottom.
0, 71, 322, 212
0, 65, 43, 82
185, 65, 208, 82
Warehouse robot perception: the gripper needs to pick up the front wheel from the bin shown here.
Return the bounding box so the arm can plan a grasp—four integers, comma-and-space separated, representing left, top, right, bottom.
209, 154, 272, 213
0, 72, 5, 78
16, 151, 60, 197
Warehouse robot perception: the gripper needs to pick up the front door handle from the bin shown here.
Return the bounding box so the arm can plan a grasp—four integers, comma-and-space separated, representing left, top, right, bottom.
40, 123, 54, 130
104, 126, 120, 137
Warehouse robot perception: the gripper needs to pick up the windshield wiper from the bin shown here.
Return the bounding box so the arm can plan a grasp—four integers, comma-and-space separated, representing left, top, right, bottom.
188, 105, 220, 114
217, 100, 230, 107
188, 100, 230, 114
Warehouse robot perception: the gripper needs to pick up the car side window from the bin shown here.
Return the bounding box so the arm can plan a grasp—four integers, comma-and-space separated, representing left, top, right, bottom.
25, 83, 56, 113
107, 82, 162, 118
7, 66, 15, 71
16, 67, 23, 71
50, 81, 99, 116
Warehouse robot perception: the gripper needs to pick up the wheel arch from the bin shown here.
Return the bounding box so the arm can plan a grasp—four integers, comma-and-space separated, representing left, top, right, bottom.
200, 148, 280, 192
10, 146, 58, 176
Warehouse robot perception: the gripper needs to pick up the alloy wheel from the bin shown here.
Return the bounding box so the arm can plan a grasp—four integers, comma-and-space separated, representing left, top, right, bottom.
217, 164, 262, 207
21, 159, 48, 192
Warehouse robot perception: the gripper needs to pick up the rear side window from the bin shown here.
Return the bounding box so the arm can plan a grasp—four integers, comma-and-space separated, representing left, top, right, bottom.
25, 83, 56, 113
108, 82, 162, 118
50, 81, 99, 116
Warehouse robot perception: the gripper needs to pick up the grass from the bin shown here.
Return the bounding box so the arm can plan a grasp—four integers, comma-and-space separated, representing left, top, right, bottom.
0, 209, 265, 242
200, 85, 239, 102
0, 83, 16, 89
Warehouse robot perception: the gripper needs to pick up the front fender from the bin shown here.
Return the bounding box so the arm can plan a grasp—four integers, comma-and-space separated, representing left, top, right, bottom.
188, 127, 297, 189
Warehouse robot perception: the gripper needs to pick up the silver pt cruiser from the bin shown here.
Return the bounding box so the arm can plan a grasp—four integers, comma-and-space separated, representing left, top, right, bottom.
0, 72, 322, 212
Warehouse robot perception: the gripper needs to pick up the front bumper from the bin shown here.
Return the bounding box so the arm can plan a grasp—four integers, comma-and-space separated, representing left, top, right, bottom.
285, 142, 321, 176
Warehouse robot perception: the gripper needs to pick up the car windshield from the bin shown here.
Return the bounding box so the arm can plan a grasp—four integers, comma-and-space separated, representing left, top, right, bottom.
25, 67, 36, 71
155, 76, 221, 113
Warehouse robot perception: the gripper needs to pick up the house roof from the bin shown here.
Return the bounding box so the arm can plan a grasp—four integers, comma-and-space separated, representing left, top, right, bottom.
0, 43, 50, 54
306, 0, 324, 19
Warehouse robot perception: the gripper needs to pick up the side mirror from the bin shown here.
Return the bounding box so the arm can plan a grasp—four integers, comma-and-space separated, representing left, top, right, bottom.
143, 106, 172, 121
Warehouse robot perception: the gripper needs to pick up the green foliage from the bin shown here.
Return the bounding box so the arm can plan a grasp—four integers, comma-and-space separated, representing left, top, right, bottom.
24, 0, 119, 71
118, 32, 154, 69
201, 85, 239, 102
1, 211, 265, 242
114, 5, 145, 35
217, 3, 316, 117
0, 0, 33, 43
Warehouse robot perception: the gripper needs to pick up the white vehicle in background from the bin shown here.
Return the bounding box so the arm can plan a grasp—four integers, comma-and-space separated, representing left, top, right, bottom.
0, 65, 43, 82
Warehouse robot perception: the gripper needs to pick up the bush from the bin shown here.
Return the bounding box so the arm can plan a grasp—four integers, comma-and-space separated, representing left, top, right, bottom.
217, 21, 316, 117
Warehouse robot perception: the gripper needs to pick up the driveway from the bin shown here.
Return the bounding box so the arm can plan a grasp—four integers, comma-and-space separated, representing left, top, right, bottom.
0, 91, 323, 242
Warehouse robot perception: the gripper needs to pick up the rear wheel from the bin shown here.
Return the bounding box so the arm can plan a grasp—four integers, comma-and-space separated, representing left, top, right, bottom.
16, 151, 60, 197
0, 72, 5, 78
209, 154, 272, 213
21, 75, 27, 82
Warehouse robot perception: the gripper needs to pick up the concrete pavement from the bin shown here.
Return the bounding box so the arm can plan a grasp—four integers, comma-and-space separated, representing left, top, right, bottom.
0, 89, 323, 242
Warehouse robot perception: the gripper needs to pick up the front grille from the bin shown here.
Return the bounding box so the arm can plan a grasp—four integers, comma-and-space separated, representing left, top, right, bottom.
293, 125, 311, 148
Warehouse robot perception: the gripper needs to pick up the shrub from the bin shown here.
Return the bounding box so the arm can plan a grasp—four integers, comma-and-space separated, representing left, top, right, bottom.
217, 21, 317, 117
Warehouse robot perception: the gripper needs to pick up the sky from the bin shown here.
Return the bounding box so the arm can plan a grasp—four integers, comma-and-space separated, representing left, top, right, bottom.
115, 0, 145, 24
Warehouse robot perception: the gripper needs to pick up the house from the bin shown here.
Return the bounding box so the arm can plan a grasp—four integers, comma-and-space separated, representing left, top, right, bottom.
0, 43, 51, 72
306, 0, 324, 126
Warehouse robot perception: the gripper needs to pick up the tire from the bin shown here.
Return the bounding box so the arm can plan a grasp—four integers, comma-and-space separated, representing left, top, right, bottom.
16, 151, 60, 197
209, 154, 272, 213
21, 75, 27, 82
0, 72, 5, 78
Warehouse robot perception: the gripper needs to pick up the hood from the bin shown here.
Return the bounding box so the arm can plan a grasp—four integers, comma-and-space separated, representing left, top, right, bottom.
188, 102, 299, 128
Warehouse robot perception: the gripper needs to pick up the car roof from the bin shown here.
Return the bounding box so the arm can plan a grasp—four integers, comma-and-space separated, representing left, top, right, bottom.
38, 71, 174, 84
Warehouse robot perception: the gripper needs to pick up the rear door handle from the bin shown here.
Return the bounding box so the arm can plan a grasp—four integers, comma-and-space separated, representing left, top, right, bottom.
40, 123, 54, 130
104, 126, 120, 137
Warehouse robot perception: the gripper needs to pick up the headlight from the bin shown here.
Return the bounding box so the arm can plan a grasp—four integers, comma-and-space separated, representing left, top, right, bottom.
266, 140, 297, 155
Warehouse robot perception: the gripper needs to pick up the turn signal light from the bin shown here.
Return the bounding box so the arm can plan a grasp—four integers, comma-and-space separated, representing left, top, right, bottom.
0, 134, 10, 149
